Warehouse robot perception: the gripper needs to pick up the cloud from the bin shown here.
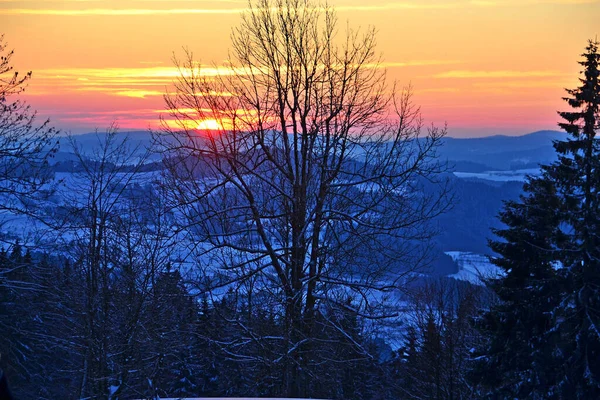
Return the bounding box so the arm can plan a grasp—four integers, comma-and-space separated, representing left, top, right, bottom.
25, 60, 461, 100
2, 0, 596, 15
37, 66, 243, 80
75, 87, 165, 99
133, 0, 244, 2
53, 109, 159, 116
0, 8, 247, 15
103, 89, 165, 98
434, 70, 569, 78
472, 80, 573, 88
420, 87, 461, 93
0, 1, 455, 16
31, 65, 239, 99
3, 5, 450, 16
2, 0, 597, 15
29, 66, 249, 99
471, 0, 598, 5
36, 61, 454, 86
0, 0, 96, 2
335, 2, 461, 11
375, 60, 462, 68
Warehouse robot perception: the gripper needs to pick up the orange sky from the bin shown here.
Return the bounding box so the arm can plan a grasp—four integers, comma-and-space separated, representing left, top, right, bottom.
1, 0, 598, 137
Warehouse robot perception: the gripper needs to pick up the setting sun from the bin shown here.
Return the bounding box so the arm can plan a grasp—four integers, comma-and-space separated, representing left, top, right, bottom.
196, 118, 221, 131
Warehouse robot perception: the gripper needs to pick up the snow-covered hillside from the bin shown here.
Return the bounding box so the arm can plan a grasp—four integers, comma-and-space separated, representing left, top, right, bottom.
445, 251, 503, 285
453, 168, 540, 182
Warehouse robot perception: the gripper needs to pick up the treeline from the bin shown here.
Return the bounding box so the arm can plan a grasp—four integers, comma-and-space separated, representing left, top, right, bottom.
0, 243, 492, 399
1, 246, 203, 398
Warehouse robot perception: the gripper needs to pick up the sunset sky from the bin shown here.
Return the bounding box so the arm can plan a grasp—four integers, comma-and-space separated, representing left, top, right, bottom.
2, 0, 598, 137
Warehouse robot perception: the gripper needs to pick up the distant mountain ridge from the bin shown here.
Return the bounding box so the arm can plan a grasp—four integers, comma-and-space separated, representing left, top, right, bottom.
52, 130, 157, 164
53, 129, 566, 171
43, 129, 558, 275
444, 130, 565, 152
440, 130, 565, 171
57, 130, 154, 150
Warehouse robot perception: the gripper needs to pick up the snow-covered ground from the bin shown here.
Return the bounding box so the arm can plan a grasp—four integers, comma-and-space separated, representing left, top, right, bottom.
445, 251, 503, 285
453, 168, 540, 182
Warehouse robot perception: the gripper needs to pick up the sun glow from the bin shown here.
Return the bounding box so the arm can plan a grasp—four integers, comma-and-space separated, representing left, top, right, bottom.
196, 118, 222, 130
8, 0, 598, 136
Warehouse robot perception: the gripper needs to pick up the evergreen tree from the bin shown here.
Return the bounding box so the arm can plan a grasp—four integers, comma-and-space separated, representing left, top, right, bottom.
144, 269, 202, 398
401, 279, 483, 400
473, 177, 566, 398
0, 246, 74, 399
474, 39, 600, 398
551, 38, 600, 397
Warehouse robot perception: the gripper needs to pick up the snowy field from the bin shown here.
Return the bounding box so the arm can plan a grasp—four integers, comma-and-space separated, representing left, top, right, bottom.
445, 251, 503, 285
453, 168, 540, 182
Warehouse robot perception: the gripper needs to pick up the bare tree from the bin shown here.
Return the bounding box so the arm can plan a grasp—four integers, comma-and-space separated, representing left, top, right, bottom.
43, 126, 178, 399
0, 125, 201, 399
0, 35, 59, 398
157, 0, 450, 396
0, 34, 58, 217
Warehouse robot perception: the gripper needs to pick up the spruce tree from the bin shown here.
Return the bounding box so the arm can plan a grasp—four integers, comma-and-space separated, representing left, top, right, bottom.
474, 177, 566, 398
550, 38, 600, 397
474, 39, 600, 398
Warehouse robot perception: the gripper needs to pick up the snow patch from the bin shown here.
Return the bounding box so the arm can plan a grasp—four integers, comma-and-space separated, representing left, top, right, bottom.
453, 168, 540, 182
445, 251, 503, 285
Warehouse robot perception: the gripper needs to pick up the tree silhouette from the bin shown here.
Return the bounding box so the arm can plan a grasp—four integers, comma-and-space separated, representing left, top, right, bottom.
157, 0, 450, 396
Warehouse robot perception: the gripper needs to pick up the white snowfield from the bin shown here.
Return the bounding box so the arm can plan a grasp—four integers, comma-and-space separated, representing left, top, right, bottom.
453, 168, 540, 182
445, 251, 503, 285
